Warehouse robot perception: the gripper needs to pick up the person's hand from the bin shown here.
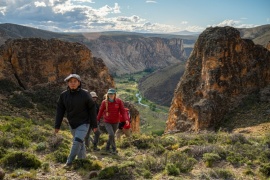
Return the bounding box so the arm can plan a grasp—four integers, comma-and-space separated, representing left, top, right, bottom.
125, 120, 129, 126
54, 129, 60, 134
93, 128, 97, 132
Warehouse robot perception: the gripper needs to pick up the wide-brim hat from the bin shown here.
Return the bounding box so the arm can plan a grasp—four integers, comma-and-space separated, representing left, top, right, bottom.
64, 74, 81, 82
90, 91, 98, 98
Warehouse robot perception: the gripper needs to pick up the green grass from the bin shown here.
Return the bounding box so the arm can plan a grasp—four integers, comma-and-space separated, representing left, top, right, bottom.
0, 115, 270, 179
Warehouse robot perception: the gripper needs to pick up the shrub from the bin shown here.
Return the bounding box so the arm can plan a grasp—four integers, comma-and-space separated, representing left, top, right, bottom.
166, 163, 180, 176
259, 163, 270, 177
42, 162, 50, 172
98, 166, 119, 179
153, 144, 166, 155
168, 151, 197, 173
12, 136, 30, 148
0, 147, 7, 159
132, 134, 154, 149
142, 169, 152, 179
35, 142, 47, 152
0, 151, 41, 169
51, 148, 69, 163
0, 79, 21, 94
160, 135, 178, 147
0, 135, 12, 148
72, 159, 102, 171
226, 152, 246, 166
189, 145, 225, 159
209, 168, 234, 179
202, 153, 221, 167
118, 138, 131, 149
8, 94, 34, 109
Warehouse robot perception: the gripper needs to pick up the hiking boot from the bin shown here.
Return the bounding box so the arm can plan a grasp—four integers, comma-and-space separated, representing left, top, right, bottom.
63, 163, 72, 170
111, 149, 118, 154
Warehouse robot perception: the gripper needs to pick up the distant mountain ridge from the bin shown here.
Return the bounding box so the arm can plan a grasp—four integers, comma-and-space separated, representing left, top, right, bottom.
0, 23, 192, 75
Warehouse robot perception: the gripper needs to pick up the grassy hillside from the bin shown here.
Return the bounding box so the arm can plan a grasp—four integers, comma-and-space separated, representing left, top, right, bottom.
0, 72, 270, 179
138, 62, 186, 107
0, 115, 270, 179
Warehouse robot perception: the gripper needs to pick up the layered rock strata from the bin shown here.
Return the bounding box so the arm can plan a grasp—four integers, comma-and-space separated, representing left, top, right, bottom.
166, 26, 270, 132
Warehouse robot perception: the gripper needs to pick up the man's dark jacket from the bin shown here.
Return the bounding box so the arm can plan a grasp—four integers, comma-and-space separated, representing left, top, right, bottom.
55, 88, 97, 129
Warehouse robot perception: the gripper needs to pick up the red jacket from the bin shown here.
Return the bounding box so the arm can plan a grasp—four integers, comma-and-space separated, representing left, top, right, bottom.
97, 98, 128, 124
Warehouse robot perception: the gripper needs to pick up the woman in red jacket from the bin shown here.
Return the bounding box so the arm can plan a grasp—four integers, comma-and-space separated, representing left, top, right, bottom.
97, 88, 129, 154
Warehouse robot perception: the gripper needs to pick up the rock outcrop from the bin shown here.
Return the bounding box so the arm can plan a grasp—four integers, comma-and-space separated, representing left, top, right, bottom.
0, 38, 114, 96
124, 101, 140, 133
166, 26, 270, 132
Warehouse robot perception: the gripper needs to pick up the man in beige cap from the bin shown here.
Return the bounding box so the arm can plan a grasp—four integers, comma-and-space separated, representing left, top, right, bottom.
85, 91, 101, 151
55, 74, 97, 168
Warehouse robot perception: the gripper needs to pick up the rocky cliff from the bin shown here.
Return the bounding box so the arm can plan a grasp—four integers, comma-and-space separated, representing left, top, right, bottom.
165, 26, 270, 132
83, 36, 186, 75
0, 38, 115, 121
0, 38, 114, 94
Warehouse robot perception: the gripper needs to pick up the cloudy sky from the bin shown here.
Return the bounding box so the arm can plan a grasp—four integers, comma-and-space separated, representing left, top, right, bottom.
0, 0, 269, 33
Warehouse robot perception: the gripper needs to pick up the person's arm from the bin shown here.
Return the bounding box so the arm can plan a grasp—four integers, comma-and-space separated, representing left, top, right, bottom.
97, 100, 105, 121
55, 94, 66, 133
119, 99, 128, 122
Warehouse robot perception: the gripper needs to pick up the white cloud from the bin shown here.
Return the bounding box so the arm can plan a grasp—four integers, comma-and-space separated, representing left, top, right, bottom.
211, 19, 258, 28
0, 0, 201, 33
34, 1, 46, 7
146, 1, 157, 3
267, 18, 270, 22
73, 0, 94, 3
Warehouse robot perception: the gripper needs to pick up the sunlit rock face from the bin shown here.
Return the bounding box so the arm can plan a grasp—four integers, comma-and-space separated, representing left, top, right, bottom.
0, 38, 114, 96
166, 26, 270, 132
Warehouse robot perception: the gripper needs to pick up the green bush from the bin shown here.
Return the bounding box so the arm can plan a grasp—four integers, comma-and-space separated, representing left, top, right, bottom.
160, 135, 178, 147
166, 163, 180, 176
142, 169, 152, 179
0, 135, 12, 148
12, 136, 30, 148
209, 168, 234, 179
202, 153, 221, 167
35, 142, 47, 152
132, 135, 154, 149
259, 163, 270, 177
98, 166, 119, 179
51, 148, 69, 163
0, 151, 41, 169
226, 152, 246, 166
72, 159, 102, 171
153, 144, 166, 155
168, 152, 197, 173
0, 147, 7, 159
118, 138, 131, 149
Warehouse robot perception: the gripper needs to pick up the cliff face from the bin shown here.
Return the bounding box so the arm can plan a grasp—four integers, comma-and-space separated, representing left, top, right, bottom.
0, 38, 114, 103
86, 36, 186, 75
166, 26, 270, 132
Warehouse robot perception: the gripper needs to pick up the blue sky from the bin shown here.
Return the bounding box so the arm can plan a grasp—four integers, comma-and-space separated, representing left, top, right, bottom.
0, 0, 269, 33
